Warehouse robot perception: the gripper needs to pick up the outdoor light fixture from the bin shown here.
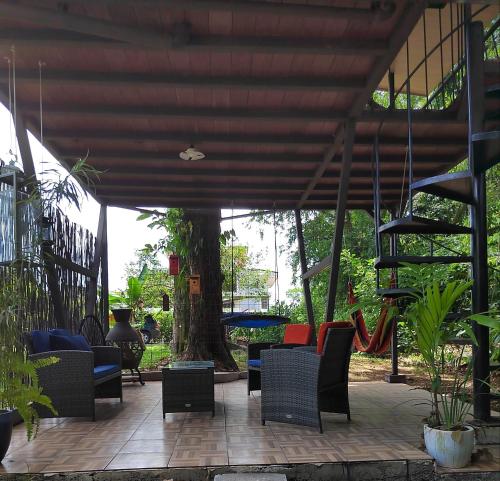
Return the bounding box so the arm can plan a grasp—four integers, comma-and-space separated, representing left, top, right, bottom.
41, 216, 54, 245
179, 145, 205, 161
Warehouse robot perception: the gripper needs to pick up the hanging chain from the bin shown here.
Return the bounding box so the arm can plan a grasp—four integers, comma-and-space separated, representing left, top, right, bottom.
11, 46, 17, 161
273, 205, 280, 315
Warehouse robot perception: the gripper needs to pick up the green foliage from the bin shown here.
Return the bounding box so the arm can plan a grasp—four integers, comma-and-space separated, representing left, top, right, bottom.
156, 310, 174, 341
0, 271, 58, 440
403, 276, 481, 429
139, 343, 172, 370
109, 275, 145, 320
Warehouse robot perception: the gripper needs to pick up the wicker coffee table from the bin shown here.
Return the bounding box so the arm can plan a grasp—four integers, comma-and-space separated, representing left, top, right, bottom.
162, 361, 215, 417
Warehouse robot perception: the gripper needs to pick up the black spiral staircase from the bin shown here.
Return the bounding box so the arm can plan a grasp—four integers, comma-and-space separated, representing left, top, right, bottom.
373, 19, 498, 419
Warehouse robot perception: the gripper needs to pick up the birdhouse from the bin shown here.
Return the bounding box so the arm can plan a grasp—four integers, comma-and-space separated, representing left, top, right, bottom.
0, 162, 37, 264
169, 254, 179, 275
189, 275, 201, 295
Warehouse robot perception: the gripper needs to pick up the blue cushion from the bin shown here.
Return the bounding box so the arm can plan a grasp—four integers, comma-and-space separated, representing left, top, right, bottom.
49, 328, 72, 337
31, 330, 51, 354
248, 359, 261, 368
49, 334, 92, 352
93, 364, 121, 380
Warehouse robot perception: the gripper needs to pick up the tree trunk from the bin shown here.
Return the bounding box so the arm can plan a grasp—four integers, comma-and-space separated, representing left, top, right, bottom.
181, 209, 237, 371
172, 272, 189, 354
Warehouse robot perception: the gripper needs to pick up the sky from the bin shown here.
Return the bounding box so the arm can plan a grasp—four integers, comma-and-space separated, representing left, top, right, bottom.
0, 103, 295, 301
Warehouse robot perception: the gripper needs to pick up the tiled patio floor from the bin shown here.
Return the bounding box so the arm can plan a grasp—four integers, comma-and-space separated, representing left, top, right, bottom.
1, 380, 498, 475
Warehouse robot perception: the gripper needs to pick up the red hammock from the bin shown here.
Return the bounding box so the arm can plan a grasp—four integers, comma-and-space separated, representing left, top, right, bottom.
347, 281, 395, 355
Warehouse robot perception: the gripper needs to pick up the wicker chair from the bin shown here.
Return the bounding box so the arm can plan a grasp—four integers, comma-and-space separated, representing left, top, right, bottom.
25, 331, 123, 421
247, 324, 313, 395
261, 325, 355, 433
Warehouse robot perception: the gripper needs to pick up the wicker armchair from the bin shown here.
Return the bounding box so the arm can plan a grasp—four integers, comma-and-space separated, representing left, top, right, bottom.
261, 325, 355, 433
25, 332, 122, 421
247, 324, 313, 395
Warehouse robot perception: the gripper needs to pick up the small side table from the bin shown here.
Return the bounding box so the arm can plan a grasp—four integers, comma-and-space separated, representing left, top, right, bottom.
162, 361, 215, 417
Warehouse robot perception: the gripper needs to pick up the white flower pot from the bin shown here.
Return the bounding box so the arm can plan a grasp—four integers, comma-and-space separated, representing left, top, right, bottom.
424, 424, 475, 468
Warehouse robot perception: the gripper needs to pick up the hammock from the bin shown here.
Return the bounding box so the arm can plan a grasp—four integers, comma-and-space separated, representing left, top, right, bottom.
347, 282, 395, 355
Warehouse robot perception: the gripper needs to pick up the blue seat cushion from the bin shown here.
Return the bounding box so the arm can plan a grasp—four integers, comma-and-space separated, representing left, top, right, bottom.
49, 328, 72, 337
31, 330, 51, 354
93, 364, 121, 380
248, 359, 261, 368
49, 334, 92, 352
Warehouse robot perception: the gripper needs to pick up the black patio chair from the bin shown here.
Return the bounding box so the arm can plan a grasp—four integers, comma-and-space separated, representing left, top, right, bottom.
261, 325, 355, 433
78, 314, 107, 346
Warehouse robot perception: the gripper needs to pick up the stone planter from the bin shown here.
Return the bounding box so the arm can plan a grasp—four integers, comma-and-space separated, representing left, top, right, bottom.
424, 424, 475, 468
0, 410, 13, 463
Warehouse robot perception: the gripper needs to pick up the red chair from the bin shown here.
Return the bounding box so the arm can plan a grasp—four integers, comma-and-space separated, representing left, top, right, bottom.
247, 324, 313, 394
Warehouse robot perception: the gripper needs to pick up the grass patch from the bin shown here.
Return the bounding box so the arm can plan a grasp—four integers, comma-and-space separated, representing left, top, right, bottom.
231, 348, 247, 370
140, 343, 172, 370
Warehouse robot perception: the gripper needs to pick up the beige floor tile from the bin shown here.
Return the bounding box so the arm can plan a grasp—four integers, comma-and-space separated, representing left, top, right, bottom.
106, 453, 171, 469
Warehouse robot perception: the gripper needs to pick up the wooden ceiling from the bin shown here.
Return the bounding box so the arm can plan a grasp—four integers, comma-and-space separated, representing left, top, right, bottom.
0, 1, 497, 210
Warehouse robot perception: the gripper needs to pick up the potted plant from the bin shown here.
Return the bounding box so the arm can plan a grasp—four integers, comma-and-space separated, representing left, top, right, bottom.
405, 278, 482, 468
0, 279, 58, 463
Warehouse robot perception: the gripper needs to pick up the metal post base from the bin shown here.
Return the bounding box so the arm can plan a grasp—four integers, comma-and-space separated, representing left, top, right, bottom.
385, 373, 407, 383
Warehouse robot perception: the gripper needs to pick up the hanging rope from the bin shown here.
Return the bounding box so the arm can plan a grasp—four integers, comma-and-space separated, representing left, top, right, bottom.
39, 60, 46, 181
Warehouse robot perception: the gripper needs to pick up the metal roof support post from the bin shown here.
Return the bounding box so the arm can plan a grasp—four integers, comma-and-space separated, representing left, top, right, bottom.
385, 210, 406, 384
294, 209, 316, 343
466, 19, 490, 421
325, 119, 356, 322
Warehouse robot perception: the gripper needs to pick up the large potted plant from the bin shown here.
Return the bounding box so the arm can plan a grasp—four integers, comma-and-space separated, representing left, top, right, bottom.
0, 279, 58, 463
405, 278, 481, 468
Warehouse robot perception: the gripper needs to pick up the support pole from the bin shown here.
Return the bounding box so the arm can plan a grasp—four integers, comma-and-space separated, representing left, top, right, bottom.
385, 211, 406, 384
14, 110, 67, 327
466, 19, 490, 421
100, 206, 109, 333
85, 204, 106, 318
294, 209, 316, 343
325, 119, 356, 322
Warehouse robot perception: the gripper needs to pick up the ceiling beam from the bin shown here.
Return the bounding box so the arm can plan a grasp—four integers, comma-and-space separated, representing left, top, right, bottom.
46, 129, 467, 148
297, 1, 426, 207
0, 28, 386, 56
95, 190, 399, 202
51, 0, 396, 21
61, 151, 456, 166
20, 102, 460, 124
1, 69, 366, 93
88, 166, 437, 179
94, 179, 404, 191
0, 2, 178, 49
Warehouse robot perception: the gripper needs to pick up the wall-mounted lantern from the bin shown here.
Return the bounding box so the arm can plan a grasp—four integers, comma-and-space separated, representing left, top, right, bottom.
0, 162, 37, 264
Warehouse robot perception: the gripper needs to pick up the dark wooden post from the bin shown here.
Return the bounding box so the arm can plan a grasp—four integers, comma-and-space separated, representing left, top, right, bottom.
466, 19, 490, 421
325, 119, 356, 322
100, 205, 109, 333
294, 209, 316, 343
85, 204, 106, 318
13, 109, 67, 327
